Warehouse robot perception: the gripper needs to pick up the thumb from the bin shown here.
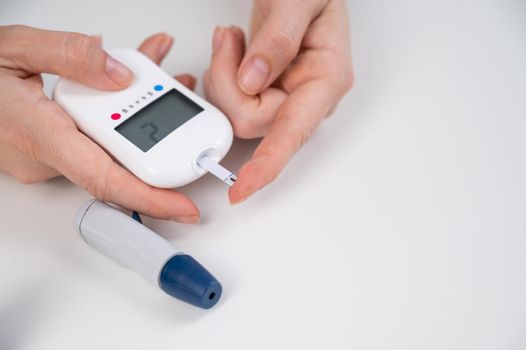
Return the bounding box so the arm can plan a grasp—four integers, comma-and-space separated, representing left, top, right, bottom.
237, 1, 322, 95
1, 25, 133, 90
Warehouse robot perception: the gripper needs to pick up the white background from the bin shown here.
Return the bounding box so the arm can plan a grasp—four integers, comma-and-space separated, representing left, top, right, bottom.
1, 0, 526, 349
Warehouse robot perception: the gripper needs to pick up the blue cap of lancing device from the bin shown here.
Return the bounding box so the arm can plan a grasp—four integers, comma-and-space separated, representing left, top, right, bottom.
75, 199, 222, 309
159, 254, 222, 309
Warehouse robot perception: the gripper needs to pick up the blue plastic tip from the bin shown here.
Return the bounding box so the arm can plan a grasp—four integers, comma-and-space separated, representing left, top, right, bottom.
131, 211, 142, 224
159, 254, 222, 309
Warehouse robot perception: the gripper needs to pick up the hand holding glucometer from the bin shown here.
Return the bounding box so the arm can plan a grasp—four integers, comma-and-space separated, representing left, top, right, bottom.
0, 26, 201, 222
0, 27, 226, 308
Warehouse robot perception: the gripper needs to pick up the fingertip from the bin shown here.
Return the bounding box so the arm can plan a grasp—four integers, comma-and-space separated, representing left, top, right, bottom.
138, 32, 173, 64
228, 186, 252, 205
212, 25, 244, 61
228, 156, 278, 204
212, 26, 226, 53
228, 25, 245, 43
228, 167, 254, 205
159, 34, 174, 59
173, 213, 200, 224
168, 193, 200, 219
207, 24, 251, 110
165, 196, 199, 223
175, 74, 197, 90
119, 181, 200, 222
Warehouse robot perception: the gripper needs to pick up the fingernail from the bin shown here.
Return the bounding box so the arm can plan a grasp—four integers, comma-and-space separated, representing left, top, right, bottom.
212, 26, 226, 53
105, 55, 133, 87
158, 34, 173, 58
173, 214, 199, 224
239, 56, 270, 94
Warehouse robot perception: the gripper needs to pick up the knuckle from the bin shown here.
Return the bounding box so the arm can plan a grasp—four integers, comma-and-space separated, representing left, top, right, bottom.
232, 116, 265, 139
0, 24, 27, 38
0, 25, 32, 65
25, 123, 60, 165
326, 61, 354, 95
25, 140, 42, 163
81, 164, 112, 203
13, 127, 47, 165
277, 117, 314, 150
63, 33, 98, 71
0, 24, 27, 41
266, 28, 299, 60
85, 176, 110, 202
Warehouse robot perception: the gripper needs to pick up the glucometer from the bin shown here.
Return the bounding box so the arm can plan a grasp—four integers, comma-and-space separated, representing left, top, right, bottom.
56, 48, 239, 309
53, 48, 236, 187
76, 200, 222, 309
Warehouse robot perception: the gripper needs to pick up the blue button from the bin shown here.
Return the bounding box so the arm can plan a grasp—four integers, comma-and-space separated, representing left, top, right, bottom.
154, 85, 164, 91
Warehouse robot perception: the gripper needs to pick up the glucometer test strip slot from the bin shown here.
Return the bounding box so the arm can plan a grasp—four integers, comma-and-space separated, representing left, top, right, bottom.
196, 155, 238, 186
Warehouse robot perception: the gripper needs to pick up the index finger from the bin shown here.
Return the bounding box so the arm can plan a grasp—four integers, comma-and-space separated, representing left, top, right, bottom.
228, 80, 337, 204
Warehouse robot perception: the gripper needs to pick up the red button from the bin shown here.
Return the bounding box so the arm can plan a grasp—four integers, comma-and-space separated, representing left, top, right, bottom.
111, 113, 121, 120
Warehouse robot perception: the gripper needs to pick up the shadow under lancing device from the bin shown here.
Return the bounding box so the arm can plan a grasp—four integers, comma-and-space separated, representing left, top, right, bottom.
76, 199, 222, 309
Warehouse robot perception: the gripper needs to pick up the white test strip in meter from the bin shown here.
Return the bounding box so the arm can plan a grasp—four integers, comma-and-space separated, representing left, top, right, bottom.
197, 155, 238, 187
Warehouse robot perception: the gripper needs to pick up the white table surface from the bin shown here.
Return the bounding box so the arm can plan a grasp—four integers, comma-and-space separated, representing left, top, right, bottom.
1, 0, 526, 349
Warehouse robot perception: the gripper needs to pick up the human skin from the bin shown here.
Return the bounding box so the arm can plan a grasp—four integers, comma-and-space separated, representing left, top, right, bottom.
0, 26, 200, 223
0, 0, 352, 220
204, 0, 353, 204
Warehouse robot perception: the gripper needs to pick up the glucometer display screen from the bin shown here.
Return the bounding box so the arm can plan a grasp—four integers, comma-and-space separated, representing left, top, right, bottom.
115, 89, 204, 152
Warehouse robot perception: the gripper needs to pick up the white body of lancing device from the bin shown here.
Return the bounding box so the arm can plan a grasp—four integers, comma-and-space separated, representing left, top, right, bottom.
53, 48, 234, 188
76, 199, 222, 309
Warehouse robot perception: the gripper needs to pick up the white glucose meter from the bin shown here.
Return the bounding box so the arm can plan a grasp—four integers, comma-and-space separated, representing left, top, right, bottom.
53, 48, 234, 188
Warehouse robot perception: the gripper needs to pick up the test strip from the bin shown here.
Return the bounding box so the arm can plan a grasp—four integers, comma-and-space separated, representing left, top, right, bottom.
197, 155, 237, 186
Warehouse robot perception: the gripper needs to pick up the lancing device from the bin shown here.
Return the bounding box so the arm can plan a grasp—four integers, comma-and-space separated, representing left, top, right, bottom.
75, 199, 222, 309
